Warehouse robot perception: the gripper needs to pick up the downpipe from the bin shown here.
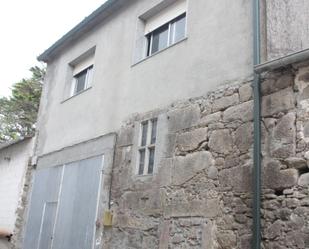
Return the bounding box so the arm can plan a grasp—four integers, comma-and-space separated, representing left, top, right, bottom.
252, 0, 261, 248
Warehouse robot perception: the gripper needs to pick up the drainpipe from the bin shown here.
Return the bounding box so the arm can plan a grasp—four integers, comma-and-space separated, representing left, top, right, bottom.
252, 0, 261, 248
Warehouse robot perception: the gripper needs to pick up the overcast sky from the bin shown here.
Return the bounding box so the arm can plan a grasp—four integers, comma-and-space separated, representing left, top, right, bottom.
0, 0, 106, 97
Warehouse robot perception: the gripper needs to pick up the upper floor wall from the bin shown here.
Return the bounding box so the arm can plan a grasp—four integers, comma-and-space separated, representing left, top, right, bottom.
37, 0, 254, 156
266, 0, 309, 60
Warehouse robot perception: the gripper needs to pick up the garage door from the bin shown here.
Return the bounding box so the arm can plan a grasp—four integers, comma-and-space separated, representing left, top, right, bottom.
23, 155, 104, 249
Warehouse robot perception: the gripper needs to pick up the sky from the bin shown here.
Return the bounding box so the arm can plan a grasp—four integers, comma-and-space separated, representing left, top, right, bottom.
0, 0, 106, 97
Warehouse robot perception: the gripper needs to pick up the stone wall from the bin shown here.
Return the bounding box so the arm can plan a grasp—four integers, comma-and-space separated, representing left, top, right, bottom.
10, 159, 33, 249
103, 63, 309, 248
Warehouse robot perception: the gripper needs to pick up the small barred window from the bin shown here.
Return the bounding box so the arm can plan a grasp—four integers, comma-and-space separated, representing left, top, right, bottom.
137, 118, 157, 175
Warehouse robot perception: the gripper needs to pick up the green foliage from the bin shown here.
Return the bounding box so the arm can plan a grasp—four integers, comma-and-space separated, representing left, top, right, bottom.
0, 66, 45, 142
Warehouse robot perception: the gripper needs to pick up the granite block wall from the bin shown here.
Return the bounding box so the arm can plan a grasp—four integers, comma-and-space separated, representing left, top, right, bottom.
103, 63, 309, 249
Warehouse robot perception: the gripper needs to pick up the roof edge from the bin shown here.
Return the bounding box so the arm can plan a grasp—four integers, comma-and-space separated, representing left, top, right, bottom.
0, 136, 34, 151
37, 0, 120, 63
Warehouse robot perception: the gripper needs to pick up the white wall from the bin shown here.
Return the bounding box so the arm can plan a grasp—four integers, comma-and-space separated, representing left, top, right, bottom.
0, 139, 33, 234
0, 240, 10, 249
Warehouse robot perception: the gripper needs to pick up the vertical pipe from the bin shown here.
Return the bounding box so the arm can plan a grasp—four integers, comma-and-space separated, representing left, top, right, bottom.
252, 0, 261, 249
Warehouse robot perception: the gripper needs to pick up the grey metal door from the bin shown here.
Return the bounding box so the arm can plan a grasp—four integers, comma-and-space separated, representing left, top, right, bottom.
23, 166, 62, 249
37, 202, 57, 249
23, 155, 104, 249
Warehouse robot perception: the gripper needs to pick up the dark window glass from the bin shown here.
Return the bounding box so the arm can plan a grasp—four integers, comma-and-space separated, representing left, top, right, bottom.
146, 13, 186, 57
141, 121, 148, 146
150, 119, 157, 144
75, 70, 87, 94
148, 148, 155, 174
138, 149, 146, 175
151, 24, 169, 55
73, 65, 93, 94
172, 13, 186, 44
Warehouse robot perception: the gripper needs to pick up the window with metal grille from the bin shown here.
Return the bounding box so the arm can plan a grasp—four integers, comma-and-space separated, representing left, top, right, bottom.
137, 118, 158, 175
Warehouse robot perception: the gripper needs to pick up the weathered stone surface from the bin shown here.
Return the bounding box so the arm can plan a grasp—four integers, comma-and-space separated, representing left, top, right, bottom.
303, 120, 309, 138
114, 212, 158, 231
261, 73, 294, 96
159, 220, 170, 249
263, 160, 298, 190
300, 85, 309, 100
208, 129, 233, 154
273, 112, 296, 143
298, 173, 309, 187
261, 87, 295, 117
207, 166, 218, 180
172, 151, 214, 185
267, 242, 288, 249
163, 133, 176, 158
223, 155, 245, 169
270, 143, 296, 158
223, 100, 253, 123
156, 158, 173, 187
167, 105, 200, 132
217, 231, 237, 248
299, 72, 309, 82
142, 236, 158, 248
283, 189, 293, 195
235, 122, 253, 152
304, 151, 309, 161
265, 220, 283, 239
176, 127, 208, 152
269, 113, 296, 158
117, 126, 134, 146
239, 83, 252, 102
202, 221, 217, 249
284, 157, 307, 169
219, 165, 251, 193
240, 234, 251, 249
108, 65, 309, 249
199, 112, 221, 125
212, 93, 239, 112
164, 199, 219, 218
119, 189, 163, 215
286, 231, 305, 248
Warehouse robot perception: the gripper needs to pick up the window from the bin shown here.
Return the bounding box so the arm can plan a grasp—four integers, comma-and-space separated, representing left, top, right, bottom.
69, 50, 95, 97
71, 65, 93, 96
146, 13, 186, 56
138, 119, 158, 175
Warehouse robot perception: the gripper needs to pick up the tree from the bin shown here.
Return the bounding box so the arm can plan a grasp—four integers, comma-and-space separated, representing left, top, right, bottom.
0, 66, 45, 142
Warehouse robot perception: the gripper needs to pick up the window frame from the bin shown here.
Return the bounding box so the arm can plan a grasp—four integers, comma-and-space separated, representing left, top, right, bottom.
146, 12, 187, 57
70, 65, 94, 97
137, 118, 158, 176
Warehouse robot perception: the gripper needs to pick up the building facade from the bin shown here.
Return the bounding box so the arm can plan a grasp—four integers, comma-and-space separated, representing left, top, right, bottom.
19, 0, 309, 248
0, 138, 34, 249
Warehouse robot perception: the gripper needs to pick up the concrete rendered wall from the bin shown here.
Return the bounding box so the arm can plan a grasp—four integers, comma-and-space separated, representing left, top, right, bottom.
267, 0, 309, 60
36, 0, 253, 157
0, 139, 33, 249
104, 62, 309, 249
